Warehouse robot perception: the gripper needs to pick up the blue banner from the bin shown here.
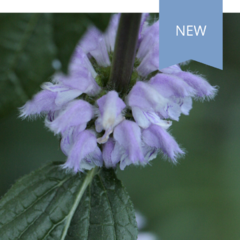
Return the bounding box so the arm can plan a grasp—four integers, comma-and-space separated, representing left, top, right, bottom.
159, 0, 223, 70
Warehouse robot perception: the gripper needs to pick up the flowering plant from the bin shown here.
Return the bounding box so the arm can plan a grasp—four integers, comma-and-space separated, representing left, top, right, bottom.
20, 14, 216, 172
0, 13, 217, 240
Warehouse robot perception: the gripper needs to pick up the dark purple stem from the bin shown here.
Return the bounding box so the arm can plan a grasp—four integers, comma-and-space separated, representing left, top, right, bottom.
109, 13, 142, 93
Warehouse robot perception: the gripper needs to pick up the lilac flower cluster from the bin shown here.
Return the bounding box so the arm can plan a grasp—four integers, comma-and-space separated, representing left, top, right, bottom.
20, 14, 217, 172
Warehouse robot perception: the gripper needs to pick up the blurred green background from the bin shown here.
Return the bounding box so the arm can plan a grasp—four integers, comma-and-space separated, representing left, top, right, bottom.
1, 14, 240, 240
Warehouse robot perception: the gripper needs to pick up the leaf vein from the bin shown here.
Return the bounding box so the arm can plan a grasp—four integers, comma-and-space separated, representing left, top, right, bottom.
0, 176, 72, 228
11, 177, 72, 239
97, 174, 117, 240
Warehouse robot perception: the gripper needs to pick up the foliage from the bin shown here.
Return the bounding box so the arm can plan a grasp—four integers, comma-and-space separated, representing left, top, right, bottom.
0, 163, 138, 240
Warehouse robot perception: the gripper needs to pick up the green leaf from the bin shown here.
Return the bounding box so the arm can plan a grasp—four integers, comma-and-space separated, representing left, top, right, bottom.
0, 13, 112, 118
66, 168, 138, 240
0, 163, 138, 240
0, 13, 56, 118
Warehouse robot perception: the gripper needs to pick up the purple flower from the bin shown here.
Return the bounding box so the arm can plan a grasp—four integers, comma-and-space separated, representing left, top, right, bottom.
69, 46, 97, 79
149, 73, 196, 99
96, 90, 126, 144
137, 21, 159, 61
46, 100, 94, 134
127, 81, 181, 122
102, 138, 115, 168
60, 124, 89, 156
19, 90, 58, 119
142, 124, 184, 163
63, 130, 102, 173
148, 73, 196, 117
111, 120, 146, 170
127, 81, 169, 116
161, 64, 218, 99
104, 14, 121, 52
20, 69, 100, 120
136, 21, 159, 76
80, 27, 110, 67
20, 14, 217, 172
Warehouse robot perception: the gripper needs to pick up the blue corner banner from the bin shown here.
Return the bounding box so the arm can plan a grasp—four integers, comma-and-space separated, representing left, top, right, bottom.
159, 0, 223, 70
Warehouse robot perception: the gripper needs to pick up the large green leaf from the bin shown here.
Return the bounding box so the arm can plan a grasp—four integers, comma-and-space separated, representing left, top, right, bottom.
0, 162, 138, 240
66, 167, 138, 240
0, 13, 112, 118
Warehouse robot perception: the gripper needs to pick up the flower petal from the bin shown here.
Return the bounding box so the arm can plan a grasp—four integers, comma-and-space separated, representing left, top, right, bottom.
127, 81, 168, 114
60, 124, 87, 156
112, 120, 145, 169
132, 107, 172, 129
104, 14, 120, 52
96, 91, 126, 143
80, 27, 110, 67
42, 81, 84, 106
161, 65, 218, 99
137, 46, 159, 76
176, 71, 218, 99
138, 13, 150, 45
70, 46, 97, 78
102, 138, 116, 168
56, 70, 101, 97
160, 64, 182, 74
131, 106, 152, 129
19, 90, 57, 118
63, 130, 102, 172
46, 100, 93, 134
142, 143, 158, 162
137, 21, 159, 60
142, 124, 184, 163
136, 21, 159, 76
97, 91, 125, 118
149, 73, 196, 98
166, 100, 182, 121
181, 96, 192, 115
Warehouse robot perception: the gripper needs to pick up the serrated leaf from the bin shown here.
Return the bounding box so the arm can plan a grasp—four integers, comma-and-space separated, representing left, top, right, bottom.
66, 168, 138, 240
0, 163, 138, 240
0, 162, 96, 240
0, 13, 56, 118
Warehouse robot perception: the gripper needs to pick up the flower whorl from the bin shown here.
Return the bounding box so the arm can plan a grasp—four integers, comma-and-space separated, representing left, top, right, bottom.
20, 14, 217, 172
